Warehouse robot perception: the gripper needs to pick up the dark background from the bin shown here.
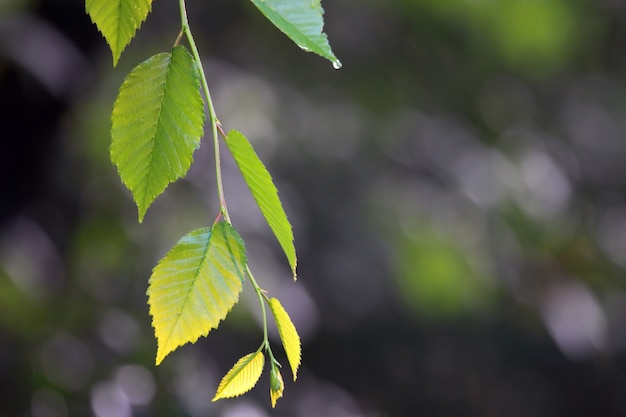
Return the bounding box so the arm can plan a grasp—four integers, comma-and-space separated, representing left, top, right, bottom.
3, 0, 626, 416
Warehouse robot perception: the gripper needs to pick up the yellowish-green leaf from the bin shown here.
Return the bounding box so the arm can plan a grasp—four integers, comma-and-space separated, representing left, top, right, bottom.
111, 46, 205, 222
268, 298, 301, 380
213, 351, 265, 401
269, 365, 284, 408
224, 130, 297, 278
147, 222, 247, 365
85, 0, 152, 66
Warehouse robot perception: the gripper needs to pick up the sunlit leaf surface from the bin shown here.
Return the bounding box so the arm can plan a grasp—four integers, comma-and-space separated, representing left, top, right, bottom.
86, 0, 153, 66
147, 222, 246, 365
268, 297, 301, 380
110, 45, 205, 221
225, 130, 297, 278
213, 351, 265, 400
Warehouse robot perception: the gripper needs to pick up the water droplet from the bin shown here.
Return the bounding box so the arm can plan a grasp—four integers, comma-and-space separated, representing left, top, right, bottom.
332, 60, 342, 70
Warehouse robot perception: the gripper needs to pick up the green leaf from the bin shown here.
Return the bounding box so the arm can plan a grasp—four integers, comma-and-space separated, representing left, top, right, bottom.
85, 0, 153, 66
268, 298, 301, 380
248, 0, 341, 68
147, 222, 247, 365
225, 130, 297, 278
111, 45, 205, 222
213, 351, 265, 401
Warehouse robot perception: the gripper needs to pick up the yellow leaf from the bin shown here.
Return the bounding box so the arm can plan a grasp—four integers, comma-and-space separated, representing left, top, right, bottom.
213, 351, 265, 401
147, 223, 246, 365
269, 366, 284, 408
268, 298, 301, 380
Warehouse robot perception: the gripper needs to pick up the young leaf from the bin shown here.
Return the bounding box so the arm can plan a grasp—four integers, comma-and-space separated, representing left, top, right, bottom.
213, 351, 265, 401
111, 45, 205, 222
268, 298, 301, 380
147, 222, 247, 365
85, 0, 153, 66
269, 365, 284, 408
224, 130, 297, 278
248, 0, 341, 68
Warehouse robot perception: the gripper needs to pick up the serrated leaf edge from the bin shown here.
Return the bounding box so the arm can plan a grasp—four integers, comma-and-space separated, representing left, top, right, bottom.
213, 351, 265, 401
225, 130, 297, 278
249, 0, 340, 66
269, 297, 301, 380
110, 46, 205, 222
148, 223, 247, 365
85, 0, 153, 66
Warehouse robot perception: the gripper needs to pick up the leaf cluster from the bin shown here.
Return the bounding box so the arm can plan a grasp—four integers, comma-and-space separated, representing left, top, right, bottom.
85, 0, 339, 407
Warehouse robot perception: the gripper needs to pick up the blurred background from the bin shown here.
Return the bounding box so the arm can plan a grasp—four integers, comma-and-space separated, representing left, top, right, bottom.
3, 0, 626, 416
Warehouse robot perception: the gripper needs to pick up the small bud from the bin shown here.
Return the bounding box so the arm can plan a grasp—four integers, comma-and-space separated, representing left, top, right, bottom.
269, 366, 284, 407
270, 367, 282, 390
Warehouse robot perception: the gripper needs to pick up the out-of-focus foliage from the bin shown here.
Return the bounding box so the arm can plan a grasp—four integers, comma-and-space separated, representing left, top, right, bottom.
394, 226, 493, 319
3, 0, 626, 416
404, 0, 580, 75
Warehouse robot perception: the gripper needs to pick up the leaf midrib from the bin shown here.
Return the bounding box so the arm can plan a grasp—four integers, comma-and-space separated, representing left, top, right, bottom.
140, 53, 173, 212
161, 230, 212, 348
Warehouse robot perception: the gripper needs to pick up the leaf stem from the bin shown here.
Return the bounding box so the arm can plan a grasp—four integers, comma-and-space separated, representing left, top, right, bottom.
247, 265, 278, 364
178, 0, 277, 369
178, 0, 231, 223
173, 29, 184, 47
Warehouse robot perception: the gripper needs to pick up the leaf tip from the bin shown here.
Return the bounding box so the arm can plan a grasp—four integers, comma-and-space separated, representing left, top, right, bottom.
153, 330, 176, 366
112, 52, 120, 68
291, 355, 300, 382
137, 199, 149, 223
155, 347, 166, 366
